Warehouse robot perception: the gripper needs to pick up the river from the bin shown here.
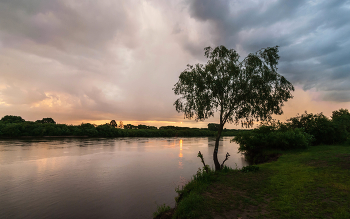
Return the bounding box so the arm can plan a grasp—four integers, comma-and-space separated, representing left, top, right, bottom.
0, 137, 247, 219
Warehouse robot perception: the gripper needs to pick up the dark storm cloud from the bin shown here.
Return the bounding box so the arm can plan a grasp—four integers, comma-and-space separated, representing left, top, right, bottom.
0, 0, 137, 54
186, 0, 350, 101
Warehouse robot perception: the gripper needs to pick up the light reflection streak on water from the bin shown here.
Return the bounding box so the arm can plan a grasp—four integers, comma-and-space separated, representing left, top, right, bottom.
179, 139, 183, 158
178, 139, 183, 169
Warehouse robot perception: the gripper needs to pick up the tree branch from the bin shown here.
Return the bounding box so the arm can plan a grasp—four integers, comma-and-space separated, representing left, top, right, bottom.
220, 152, 230, 169
197, 151, 209, 173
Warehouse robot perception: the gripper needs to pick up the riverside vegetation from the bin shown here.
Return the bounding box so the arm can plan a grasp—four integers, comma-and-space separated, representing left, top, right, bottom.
173, 45, 294, 171
155, 108, 350, 218
0, 115, 246, 138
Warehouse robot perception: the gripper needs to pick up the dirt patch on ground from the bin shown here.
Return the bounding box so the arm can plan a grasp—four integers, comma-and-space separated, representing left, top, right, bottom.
305, 160, 329, 168
253, 153, 282, 165
335, 154, 350, 169
265, 153, 282, 163
202, 171, 272, 219
212, 197, 271, 219
306, 153, 350, 169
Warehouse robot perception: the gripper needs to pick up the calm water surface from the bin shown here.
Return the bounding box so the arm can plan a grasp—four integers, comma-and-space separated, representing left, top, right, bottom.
0, 137, 248, 219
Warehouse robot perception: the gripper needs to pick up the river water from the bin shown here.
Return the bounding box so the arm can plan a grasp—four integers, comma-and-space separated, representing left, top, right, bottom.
0, 137, 247, 219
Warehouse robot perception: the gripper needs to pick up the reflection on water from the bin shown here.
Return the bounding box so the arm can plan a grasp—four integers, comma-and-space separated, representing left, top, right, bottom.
0, 137, 247, 219
178, 139, 184, 169
179, 139, 183, 158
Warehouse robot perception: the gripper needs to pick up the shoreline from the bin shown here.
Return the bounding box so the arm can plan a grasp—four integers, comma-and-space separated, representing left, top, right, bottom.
0, 135, 237, 139
158, 144, 350, 218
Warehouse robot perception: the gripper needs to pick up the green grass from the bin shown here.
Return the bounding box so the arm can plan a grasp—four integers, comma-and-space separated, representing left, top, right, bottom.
153, 203, 172, 218
173, 145, 350, 218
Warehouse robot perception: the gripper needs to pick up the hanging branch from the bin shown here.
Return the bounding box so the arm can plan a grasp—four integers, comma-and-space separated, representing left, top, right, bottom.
197, 151, 209, 173
220, 152, 230, 169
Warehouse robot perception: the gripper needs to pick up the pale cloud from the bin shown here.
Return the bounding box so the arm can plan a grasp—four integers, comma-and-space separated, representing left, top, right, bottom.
0, 0, 349, 126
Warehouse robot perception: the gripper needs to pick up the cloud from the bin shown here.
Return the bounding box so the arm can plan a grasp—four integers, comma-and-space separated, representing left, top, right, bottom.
0, 0, 196, 123
186, 0, 350, 101
0, 86, 47, 105
0, 0, 350, 125
0, 0, 139, 53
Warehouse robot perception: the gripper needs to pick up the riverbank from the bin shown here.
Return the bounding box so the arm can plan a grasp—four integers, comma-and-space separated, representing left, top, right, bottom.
160, 144, 350, 218
0, 121, 249, 138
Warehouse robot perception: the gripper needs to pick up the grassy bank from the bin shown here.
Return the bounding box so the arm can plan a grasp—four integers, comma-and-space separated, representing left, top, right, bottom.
164, 145, 350, 218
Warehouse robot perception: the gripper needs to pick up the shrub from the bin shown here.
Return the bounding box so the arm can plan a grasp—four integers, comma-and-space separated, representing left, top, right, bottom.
331, 108, 350, 143
233, 124, 313, 163
287, 112, 337, 145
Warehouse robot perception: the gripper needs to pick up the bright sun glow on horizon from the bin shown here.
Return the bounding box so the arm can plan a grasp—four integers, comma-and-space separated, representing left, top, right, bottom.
71, 87, 350, 129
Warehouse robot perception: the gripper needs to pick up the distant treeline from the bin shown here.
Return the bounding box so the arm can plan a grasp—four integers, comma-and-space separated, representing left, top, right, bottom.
0, 115, 249, 138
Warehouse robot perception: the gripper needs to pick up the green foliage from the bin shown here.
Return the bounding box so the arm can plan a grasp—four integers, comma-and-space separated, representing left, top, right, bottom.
36, 118, 56, 124
235, 124, 312, 150
152, 204, 171, 218
234, 108, 350, 164
234, 123, 313, 163
137, 124, 157, 129
174, 166, 240, 218
332, 108, 350, 143
187, 145, 350, 218
0, 123, 21, 137
124, 124, 136, 129
208, 123, 220, 131
173, 45, 294, 124
1, 115, 25, 123
159, 126, 188, 130
174, 192, 205, 219
0, 115, 249, 138
174, 167, 216, 218
173, 145, 350, 218
80, 123, 98, 137
197, 151, 210, 173
287, 112, 337, 145
174, 45, 294, 170
241, 165, 259, 173
96, 124, 118, 137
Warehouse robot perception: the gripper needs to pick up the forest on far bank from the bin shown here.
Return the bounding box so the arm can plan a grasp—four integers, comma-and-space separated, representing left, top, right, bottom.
0, 115, 245, 138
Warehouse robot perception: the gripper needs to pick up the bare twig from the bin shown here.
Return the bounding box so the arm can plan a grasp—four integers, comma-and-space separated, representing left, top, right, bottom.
197, 151, 209, 173
220, 152, 231, 169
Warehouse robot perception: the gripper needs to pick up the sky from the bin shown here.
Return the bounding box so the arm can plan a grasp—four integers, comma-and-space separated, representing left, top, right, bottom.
0, 0, 350, 128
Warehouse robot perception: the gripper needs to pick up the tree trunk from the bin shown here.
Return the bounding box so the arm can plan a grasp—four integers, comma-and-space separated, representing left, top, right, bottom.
213, 124, 224, 171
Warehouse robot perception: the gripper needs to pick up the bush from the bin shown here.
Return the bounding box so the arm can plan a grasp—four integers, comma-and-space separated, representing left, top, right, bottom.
331, 108, 350, 143
287, 112, 337, 145
233, 124, 313, 163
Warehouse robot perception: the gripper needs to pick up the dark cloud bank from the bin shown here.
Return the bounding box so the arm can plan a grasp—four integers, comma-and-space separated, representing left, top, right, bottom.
186, 0, 350, 102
